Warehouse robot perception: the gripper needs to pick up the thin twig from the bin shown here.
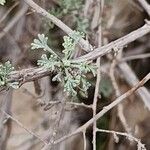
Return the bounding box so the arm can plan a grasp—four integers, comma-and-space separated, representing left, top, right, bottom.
41, 96, 66, 150
96, 128, 146, 150
121, 53, 150, 62
67, 102, 92, 109
137, 0, 150, 16
75, 22, 150, 62
92, 1, 103, 150
49, 72, 150, 145
0, 110, 47, 145
24, 0, 92, 51
0, 89, 13, 149
83, 130, 87, 150
84, 0, 93, 16
23, 0, 150, 62
118, 63, 150, 110
109, 51, 131, 133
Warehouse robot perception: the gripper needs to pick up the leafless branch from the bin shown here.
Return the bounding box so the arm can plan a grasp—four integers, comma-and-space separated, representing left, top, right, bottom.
121, 53, 150, 62
0, 89, 13, 149
109, 51, 131, 133
96, 128, 146, 150
50, 72, 150, 145
0, 109, 47, 145
92, 1, 103, 150
137, 0, 150, 16
24, 0, 150, 62
24, 0, 92, 52
39, 100, 92, 111
75, 22, 150, 62
83, 130, 87, 150
118, 63, 150, 110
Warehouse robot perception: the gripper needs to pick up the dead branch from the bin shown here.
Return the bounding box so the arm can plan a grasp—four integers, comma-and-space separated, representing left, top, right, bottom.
137, 0, 150, 16
92, 1, 103, 150
75, 22, 150, 62
48, 72, 150, 146
24, 0, 92, 52
24, 0, 150, 62
96, 128, 146, 150
121, 53, 150, 61
118, 63, 150, 110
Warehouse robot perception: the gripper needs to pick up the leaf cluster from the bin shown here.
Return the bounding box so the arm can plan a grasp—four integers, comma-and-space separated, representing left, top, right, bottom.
0, 0, 6, 5
31, 33, 96, 96
0, 61, 14, 86
0, 61, 19, 89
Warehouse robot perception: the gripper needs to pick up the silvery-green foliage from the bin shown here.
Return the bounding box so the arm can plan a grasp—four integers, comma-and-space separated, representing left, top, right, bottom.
31, 34, 48, 50
64, 73, 80, 96
62, 36, 75, 59
37, 54, 61, 71
0, 61, 19, 89
0, 61, 14, 86
0, 0, 6, 5
31, 32, 96, 96
69, 31, 84, 43
31, 34, 59, 58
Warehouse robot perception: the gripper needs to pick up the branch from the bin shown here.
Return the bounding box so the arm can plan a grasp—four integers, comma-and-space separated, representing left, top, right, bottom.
96, 128, 146, 150
121, 53, 150, 62
75, 22, 150, 62
137, 0, 150, 16
24, 0, 150, 63
109, 53, 131, 133
83, 130, 87, 150
24, 0, 92, 52
49, 72, 150, 145
0, 21, 148, 92
0, 0, 147, 91
0, 67, 50, 91
92, 1, 103, 149
118, 63, 150, 110
0, 109, 47, 145
8, 67, 50, 86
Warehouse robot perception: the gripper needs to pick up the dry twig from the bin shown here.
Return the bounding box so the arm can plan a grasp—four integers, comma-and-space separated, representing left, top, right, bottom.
118, 63, 150, 110
122, 53, 150, 61
0, 109, 47, 145
92, 1, 103, 150
96, 128, 146, 150
137, 0, 150, 16
49, 72, 150, 146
